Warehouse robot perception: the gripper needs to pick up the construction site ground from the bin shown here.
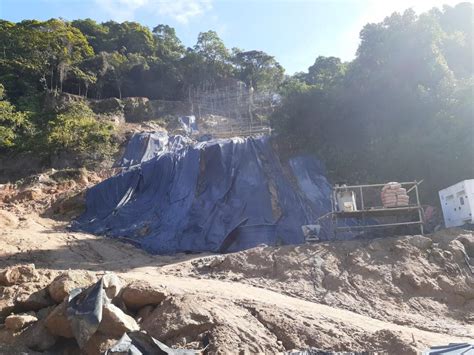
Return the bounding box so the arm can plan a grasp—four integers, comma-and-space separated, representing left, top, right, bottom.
0, 173, 473, 354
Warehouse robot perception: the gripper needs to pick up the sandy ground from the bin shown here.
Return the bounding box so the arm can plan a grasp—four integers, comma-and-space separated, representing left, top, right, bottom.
1, 207, 473, 353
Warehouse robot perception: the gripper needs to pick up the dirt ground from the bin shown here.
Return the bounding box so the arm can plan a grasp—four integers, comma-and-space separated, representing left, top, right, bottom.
0, 176, 473, 353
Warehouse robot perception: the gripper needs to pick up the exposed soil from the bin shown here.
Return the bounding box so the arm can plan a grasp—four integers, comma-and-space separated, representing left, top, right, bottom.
0, 174, 472, 353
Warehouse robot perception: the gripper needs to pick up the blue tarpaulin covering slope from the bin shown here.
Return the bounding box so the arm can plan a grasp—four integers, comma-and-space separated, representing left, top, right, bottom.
73, 134, 332, 254
116, 131, 191, 169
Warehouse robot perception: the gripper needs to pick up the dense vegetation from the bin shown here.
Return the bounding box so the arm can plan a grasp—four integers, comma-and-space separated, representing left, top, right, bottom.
0, 19, 284, 158
0, 19, 283, 101
272, 3, 473, 199
0, 3, 472, 199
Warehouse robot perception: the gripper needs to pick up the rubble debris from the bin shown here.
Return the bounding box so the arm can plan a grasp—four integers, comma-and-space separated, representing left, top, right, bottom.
0, 213, 472, 354
0, 264, 38, 286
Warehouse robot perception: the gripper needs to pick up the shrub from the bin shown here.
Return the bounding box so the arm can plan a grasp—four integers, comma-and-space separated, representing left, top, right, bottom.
47, 101, 116, 161
0, 84, 30, 150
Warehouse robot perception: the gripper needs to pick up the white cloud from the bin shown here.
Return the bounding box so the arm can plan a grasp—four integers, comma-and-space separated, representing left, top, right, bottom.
157, 0, 213, 24
95, 0, 213, 23
97, 0, 150, 21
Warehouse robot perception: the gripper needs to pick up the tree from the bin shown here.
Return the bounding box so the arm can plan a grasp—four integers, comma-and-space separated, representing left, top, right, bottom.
152, 24, 185, 60
71, 19, 109, 53
183, 30, 233, 87
305, 56, 346, 89
0, 19, 93, 95
272, 4, 474, 201
105, 52, 128, 99
194, 30, 229, 63
233, 50, 284, 90
101, 21, 155, 55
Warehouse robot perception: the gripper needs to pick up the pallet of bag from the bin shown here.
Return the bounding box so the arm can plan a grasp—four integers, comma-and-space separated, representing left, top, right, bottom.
381, 182, 409, 207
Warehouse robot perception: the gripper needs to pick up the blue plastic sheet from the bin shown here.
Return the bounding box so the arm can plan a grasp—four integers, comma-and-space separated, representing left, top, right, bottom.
73, 134, 332, 254
116, 131, 190, 169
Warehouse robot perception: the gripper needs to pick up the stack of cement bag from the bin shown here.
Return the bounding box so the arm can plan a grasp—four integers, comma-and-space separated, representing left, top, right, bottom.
381, 182, 409, 207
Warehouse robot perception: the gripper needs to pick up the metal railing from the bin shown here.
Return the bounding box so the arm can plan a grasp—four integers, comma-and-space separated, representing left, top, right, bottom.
330, 181, 425, 237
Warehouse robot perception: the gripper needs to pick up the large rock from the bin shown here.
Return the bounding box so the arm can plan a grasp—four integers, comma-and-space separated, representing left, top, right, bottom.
122, 97, 154, 122
98, 303, 139, 337
15, 288, 55, 311
48, 270, 97, 303
407, 235, 433, 249
140, 295, 214, 342
5, 313, 38, 331
20, 319, 57, 351
0, 264, 38, 286
0, 287, 16, 321
44, 301, 74, 338
457, 234, 474, 257
102, 273, 123, 300
82, 332, 119, 355
90, 97, 124, 114
121, 281, 167, 310
136, 305, 155, 324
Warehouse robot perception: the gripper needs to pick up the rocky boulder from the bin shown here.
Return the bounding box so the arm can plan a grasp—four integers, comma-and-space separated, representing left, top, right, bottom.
48, 270, 97, 303
121, 281, 167, 310
0, 287, 16, 321
140, 294, 214, 343
5, 313, 38, 331
102, 273, 123, 300
407, 235, 433, 249
44, 301, 74, 338
122, 97, 154, 122
90, 97, 124, 114
15, 288, 55, 312
98, 303, 139, 337
0, 264, 39, 286
83, 332, 120, 355
19, 319, 57, 351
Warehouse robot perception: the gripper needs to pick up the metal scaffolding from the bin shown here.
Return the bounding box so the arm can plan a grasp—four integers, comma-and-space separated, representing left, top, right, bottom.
331, 181, 424, 238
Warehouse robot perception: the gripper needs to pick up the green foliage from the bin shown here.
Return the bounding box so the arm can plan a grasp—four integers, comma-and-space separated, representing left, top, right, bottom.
47, 102, 116, 159
152, 24, 185, 60
272, 3, 474, 202
0, 19, 285, 102
306, 56, 346, 89
233, 50, 284, 90
0, 84, 30, 149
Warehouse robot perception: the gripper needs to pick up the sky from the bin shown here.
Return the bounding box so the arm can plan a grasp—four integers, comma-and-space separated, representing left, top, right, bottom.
0, 0, 467, 74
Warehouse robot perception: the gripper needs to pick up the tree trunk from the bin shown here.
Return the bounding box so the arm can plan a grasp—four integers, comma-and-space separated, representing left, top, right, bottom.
50, 68, 54, 91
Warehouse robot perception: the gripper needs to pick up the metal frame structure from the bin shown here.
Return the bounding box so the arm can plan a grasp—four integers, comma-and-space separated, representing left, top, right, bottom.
330, 181, 424, 238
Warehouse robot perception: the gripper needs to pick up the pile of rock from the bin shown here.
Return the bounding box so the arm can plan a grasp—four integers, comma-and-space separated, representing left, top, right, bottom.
381, 182, 409, 208
0, 264, 197, 354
